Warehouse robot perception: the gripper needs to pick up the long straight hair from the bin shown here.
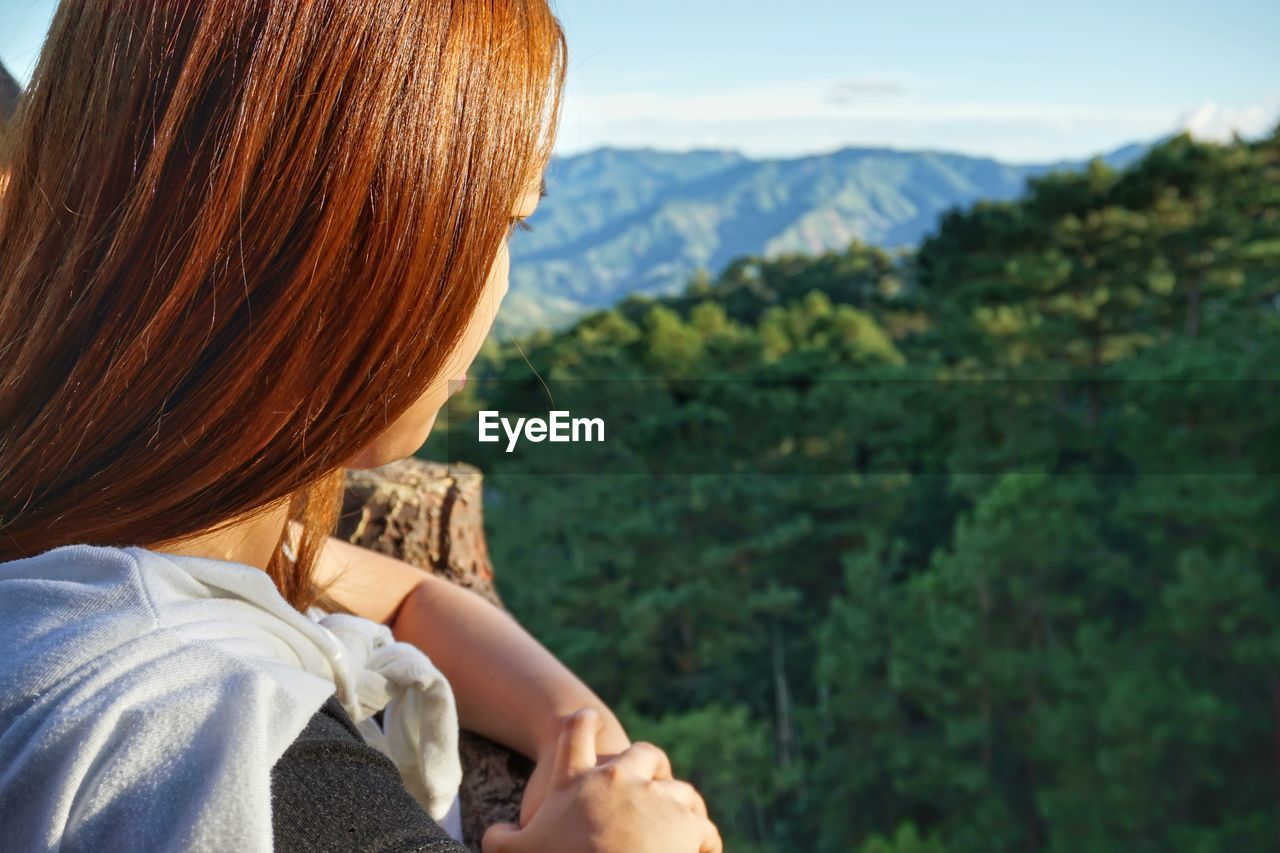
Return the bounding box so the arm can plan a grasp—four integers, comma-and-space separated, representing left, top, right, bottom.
0, 0, 567, 609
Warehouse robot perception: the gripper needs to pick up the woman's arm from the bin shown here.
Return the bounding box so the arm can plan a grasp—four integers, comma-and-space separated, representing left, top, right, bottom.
271, 695, 468, 851
312, 533, 631, 763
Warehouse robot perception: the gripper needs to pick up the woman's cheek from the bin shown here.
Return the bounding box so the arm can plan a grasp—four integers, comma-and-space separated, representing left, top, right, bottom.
344, 380, 449, 469
347, 242, 510, 469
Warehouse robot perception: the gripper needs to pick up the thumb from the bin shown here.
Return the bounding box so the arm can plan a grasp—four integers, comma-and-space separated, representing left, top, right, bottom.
552, 708, 601, 783
482, 821, 521, 853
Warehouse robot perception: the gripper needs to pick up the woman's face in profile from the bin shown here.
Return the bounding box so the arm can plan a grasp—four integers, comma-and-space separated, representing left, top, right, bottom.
343, 173, 545, 470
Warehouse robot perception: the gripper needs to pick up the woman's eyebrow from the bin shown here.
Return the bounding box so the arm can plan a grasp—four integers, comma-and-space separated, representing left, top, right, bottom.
538, 177, 548, 198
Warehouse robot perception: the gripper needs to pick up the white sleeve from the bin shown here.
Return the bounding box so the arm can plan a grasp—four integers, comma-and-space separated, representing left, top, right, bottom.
0, 634, 332, 853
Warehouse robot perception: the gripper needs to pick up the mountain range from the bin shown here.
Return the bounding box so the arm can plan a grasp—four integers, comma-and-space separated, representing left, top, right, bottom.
0, 62, 20, 123
0, 58, 1150, 336
503, 142, 1148, 332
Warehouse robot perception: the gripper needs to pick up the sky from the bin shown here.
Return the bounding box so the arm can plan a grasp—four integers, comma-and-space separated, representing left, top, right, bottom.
2, 0, 1277, 163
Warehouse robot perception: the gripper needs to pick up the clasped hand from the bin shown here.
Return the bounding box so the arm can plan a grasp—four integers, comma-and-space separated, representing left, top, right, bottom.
482, 709, 723, 853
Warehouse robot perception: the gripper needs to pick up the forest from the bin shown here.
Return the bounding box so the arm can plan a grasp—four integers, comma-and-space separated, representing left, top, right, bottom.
422, 129, 1280, 851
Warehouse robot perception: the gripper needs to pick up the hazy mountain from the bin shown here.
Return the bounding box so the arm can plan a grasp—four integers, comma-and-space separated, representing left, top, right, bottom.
0, 58, 1151, 335
0, 61, 20, 122
504, 142, 1150, 331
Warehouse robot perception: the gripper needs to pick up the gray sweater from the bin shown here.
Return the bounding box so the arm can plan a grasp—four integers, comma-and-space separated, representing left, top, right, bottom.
271, 694, 468, 851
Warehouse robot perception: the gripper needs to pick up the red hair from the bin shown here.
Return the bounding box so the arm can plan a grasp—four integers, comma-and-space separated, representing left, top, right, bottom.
0, 0, 567, 608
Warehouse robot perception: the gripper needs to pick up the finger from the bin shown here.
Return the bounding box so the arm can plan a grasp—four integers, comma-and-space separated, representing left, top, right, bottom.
653, 778, 708, 819
609, 740, 673, 781
698, 816, 724, 853
552, 708, 601, 783
481, 821, 519, 853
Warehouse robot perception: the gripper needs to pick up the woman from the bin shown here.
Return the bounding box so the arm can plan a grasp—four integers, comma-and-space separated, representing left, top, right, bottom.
0, 1, 723, 851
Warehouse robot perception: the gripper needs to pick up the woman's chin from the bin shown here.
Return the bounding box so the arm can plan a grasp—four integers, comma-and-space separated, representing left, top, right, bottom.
350, 416, 441, 470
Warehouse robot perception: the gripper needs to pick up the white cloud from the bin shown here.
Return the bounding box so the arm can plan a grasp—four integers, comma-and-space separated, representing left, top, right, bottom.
1179, 96, 1280, 142
555, 77, 1280, 162
566, 78, 1171, 125
824, 76, 913, 104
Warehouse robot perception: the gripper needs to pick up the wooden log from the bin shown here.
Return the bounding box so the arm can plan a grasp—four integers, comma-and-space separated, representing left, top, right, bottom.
338, 457, 530, 852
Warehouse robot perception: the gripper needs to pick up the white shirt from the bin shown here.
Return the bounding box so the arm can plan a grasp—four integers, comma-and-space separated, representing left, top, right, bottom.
0, 543, 463, 851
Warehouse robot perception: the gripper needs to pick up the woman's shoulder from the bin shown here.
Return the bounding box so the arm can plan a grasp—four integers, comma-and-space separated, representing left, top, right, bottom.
0, 543, 336, 709
0, 544, 161, 707
0, 543, 466, 851
0, 544, 339, 852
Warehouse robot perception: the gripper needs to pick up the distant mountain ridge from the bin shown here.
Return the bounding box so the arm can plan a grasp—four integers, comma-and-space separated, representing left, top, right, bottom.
0, 61, 20, 122
503, 142, 1150, 331
0, 58, 1151, 336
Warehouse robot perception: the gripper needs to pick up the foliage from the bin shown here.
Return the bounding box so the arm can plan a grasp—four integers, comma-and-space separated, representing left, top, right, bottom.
422, 129, 1280, 850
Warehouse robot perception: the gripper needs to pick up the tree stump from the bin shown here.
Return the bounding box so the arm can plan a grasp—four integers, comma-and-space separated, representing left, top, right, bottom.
338, 457, 531, 852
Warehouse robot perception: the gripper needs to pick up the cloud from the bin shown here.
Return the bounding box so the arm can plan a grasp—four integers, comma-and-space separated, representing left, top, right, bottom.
1179, 96, 1280, 142
567, 78, 1173, 126
824, 77, 911, 105
556, 77, 1280, 162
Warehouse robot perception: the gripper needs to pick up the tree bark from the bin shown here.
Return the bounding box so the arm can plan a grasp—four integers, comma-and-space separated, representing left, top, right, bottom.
338, 457, 529, 852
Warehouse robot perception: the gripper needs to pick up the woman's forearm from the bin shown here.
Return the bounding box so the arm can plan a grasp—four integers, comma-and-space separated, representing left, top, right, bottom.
389, 574, 631, 761
310, 532, 630, 761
